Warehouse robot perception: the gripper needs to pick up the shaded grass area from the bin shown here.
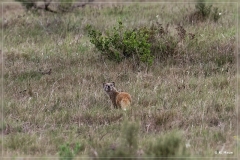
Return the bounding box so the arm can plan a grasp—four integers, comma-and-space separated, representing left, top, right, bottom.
2, 1, 238, 159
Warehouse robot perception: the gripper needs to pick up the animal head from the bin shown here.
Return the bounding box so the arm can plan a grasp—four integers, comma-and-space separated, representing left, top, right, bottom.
103, 82, 117, 93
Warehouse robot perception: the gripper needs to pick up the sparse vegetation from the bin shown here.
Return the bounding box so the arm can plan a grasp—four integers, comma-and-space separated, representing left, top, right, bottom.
2, 0, 238, 159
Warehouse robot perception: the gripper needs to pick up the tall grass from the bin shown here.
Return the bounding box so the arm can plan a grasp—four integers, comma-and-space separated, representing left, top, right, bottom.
2, 1, 238, 159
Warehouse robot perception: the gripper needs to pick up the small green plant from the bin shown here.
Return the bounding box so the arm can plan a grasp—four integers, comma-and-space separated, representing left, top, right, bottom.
59, 142, 83, 160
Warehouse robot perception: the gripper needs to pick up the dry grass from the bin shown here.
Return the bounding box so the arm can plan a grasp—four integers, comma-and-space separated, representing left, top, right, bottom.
1, 0, 238, 159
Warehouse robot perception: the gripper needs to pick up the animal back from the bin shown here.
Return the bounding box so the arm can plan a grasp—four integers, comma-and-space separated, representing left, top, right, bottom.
116, 92, 131, 110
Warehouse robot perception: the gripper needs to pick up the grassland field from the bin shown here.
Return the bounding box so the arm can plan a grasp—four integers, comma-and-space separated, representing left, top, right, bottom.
1, 0, 239, 159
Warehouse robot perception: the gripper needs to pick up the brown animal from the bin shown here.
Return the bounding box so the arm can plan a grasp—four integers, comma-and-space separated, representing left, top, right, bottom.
103, 82, 131, 110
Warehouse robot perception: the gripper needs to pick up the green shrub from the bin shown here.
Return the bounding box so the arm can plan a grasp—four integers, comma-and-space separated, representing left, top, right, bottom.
86, 21, 179, 66
87, 21, 153, 65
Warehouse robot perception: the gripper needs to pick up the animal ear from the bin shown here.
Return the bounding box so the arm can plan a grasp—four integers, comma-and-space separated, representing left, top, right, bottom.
103, 83, 106, 88
112, 82, 115, 86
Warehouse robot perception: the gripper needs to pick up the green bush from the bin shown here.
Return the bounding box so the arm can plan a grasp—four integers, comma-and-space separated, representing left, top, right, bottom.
87, 21, 153, 65
87, 21, 179, 66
